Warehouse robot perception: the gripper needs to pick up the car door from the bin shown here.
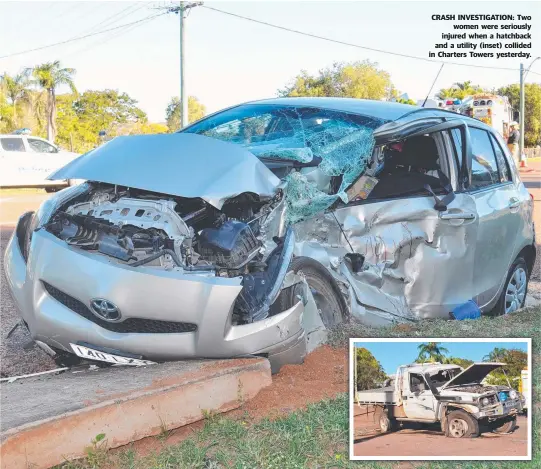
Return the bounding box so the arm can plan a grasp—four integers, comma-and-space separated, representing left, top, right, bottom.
296, 118, 480, 322
25, 137, 71, 186
0, 136, 34, 187
403, 372, 436, 420
450, 127, 522, 308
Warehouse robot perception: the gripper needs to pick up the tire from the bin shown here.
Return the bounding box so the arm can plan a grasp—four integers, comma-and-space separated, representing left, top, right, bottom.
445, 410, 480, 438
282, 257, 347, 328
492, 416, 517, 434
491, 256, 529, 316
374, 407, 397, 433
45, 186, 59, 193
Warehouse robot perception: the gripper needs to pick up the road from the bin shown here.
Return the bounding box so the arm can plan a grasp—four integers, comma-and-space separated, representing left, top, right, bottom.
352, 406, 529, 457
0, 163, 540, 377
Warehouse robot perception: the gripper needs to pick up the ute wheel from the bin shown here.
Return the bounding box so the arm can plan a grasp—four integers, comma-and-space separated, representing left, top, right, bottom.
286, 257, 347, 327
492, 416, 517, 434
374, 407, 397, 433
491, 257, 529, 316
45, 186, 60, 193
445, 410, 480, 438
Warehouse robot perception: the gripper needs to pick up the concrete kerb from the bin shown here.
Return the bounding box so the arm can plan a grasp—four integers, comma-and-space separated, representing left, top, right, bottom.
0, 357, 271, 469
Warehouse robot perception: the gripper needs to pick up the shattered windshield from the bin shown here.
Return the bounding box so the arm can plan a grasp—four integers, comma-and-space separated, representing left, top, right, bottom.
429, 367, 462, 386
184, 104, 382, 223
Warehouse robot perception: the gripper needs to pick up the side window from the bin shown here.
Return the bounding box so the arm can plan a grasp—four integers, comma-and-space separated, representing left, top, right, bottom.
0, 138, 25, 152
489, 133, 511, 182
27, 138, 58, 154
409, 373, 426, 393
469, 128, 500, 190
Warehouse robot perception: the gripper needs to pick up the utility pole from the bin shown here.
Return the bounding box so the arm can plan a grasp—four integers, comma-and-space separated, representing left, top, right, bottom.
172, 2, 202, 128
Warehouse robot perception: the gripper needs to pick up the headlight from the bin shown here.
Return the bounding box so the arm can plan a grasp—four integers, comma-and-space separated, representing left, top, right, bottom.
510, 390, 517, 399
481, 397, 489, 406
35, 182, 90, 229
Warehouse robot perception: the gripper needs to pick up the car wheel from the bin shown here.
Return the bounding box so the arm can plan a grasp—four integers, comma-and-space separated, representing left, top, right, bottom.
45, 186, 59, 193
374, 407, 397, 433
491, 257, 529, 316
445, 410, 480, 438
288, 257, 347, 328
492, 416, 517, 434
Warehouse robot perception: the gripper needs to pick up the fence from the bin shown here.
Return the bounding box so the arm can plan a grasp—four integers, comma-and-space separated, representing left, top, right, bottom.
525, 147, 541, 159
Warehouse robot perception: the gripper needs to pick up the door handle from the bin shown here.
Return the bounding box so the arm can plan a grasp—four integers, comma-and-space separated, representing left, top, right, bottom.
508, 198, 520, 210
439, 212, 476, 220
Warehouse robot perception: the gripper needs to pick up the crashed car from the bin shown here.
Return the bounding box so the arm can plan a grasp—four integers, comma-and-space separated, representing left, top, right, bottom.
4, 98, 536, 370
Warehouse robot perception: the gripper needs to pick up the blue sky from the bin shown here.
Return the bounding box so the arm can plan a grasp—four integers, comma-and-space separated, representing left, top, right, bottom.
353, 341, 528, 374
1, 1, 540, 122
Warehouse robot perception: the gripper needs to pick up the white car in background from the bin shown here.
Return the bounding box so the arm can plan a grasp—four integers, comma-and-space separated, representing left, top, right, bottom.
0, 134, 80, 191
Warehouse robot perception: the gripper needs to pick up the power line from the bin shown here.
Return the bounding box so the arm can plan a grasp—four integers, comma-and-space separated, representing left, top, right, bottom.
0, 11, 169, 60
202, 5, 522, 72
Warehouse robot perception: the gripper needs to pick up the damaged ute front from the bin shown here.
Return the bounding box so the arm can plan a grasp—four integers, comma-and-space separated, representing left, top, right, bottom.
4, 98, 535, 368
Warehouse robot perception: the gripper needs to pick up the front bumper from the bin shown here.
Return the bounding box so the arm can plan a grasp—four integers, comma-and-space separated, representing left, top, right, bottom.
475, 398, 523, 419
3, 219, 305, 361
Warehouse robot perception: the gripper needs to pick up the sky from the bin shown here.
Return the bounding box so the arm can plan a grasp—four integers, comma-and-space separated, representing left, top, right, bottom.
1, 0, 540, 122
353, 341, 528, 374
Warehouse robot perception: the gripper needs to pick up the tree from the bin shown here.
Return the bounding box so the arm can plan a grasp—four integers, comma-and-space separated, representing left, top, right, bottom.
436, 82, 484, 101
0, 71, 30, 127
31, 61, 77, 143
416, 342, 449, 363
165, 96, 206, 131
443, 357, 473, 369
355, 347, 387, 391
279, 61, 393, 101
482, 347, 527, 387
498, 83, 541, 147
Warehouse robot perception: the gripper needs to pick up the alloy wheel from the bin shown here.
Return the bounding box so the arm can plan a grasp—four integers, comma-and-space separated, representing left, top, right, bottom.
505, 267, 527, 314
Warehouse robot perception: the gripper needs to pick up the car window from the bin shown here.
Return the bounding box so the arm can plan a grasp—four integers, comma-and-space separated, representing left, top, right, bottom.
409, 373, 425, 392
489, 133, 511, 182
469, 128, 500, 190
27, 138, 57, 154
0, 137, 25, 152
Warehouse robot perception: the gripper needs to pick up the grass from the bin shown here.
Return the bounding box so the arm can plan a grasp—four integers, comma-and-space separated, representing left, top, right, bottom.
59, 306, 540, 469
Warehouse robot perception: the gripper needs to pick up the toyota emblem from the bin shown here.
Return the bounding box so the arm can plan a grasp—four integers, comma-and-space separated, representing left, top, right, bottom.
90, 299, 121, 322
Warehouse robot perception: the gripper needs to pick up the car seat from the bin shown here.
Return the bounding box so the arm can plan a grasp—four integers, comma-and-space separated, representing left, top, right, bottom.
369, 136, 444, 199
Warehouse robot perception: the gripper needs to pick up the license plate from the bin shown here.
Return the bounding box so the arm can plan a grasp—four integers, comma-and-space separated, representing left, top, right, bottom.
70, 343, 156, 366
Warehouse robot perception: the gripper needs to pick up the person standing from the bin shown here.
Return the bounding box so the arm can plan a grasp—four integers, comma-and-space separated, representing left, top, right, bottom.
507, 122, 520, 166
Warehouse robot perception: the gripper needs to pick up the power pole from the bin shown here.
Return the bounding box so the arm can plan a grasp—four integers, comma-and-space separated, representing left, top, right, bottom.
519, 63, 525, 164
174, 2, 202, 129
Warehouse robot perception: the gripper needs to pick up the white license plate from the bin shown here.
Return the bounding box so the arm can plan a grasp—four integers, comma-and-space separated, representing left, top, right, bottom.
70, 343, 156, 366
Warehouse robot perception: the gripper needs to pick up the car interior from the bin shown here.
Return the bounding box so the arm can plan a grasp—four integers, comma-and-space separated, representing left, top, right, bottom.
368, 135, 447, 199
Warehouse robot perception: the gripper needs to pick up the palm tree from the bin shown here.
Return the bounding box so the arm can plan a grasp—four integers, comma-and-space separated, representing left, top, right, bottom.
0, 71, 30, 127
416, 342, 449, 363
31, 61, 76, 142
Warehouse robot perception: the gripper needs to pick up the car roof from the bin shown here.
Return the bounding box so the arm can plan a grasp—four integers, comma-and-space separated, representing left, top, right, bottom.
241, 97, 494, 130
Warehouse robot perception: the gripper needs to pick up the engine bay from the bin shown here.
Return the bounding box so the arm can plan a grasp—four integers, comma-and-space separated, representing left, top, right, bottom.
45, 183, 294, 324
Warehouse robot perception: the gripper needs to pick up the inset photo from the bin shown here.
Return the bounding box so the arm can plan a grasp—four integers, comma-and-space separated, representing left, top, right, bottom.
349, 338, 531, 460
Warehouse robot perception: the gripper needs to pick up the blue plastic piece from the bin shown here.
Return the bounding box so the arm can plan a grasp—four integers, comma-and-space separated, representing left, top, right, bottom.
450, 300, 481, 320
499, 391, 509, 402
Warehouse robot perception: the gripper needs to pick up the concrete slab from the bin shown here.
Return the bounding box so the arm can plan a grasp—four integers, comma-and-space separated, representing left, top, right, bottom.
0, 357, 271, 469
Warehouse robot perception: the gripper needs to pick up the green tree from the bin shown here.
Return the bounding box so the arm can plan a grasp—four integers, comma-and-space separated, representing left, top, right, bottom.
31, 61, 77, 143
497, 83, 541, 147
443, 357, 473, 369
436, 82, 484, 101
165, 96, 206, 131
416, 342, 449, 363
0, 71, 30, 127
355, 347, 387, 391
279, 61, 393, 100
482, 347, 527, 387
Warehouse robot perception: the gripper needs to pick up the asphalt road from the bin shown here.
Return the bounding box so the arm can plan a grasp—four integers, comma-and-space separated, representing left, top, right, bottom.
353, 407, 529, 458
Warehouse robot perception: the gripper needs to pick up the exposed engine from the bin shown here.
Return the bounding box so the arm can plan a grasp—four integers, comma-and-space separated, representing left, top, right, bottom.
46, 184, 291, 323
453, 384, 509, 394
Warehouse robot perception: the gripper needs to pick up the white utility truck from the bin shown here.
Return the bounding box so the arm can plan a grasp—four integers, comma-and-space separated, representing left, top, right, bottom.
356, 362, 522, 438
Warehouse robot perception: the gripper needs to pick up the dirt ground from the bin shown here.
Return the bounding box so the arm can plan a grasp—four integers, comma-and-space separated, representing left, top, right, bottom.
352, 405, 529, 457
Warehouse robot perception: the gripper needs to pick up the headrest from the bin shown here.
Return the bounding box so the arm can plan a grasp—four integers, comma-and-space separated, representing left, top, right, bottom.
401, 136, 440, 170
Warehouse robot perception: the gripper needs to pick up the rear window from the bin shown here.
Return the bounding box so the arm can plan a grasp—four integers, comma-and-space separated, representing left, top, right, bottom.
0, 138, 25, 152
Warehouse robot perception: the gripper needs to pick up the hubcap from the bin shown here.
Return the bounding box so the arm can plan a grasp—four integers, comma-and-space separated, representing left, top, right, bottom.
449, 418, 469, 438
505, 267, 527, 314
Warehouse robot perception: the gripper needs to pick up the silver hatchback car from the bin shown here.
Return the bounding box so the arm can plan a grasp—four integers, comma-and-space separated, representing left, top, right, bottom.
4, 98, 536, 371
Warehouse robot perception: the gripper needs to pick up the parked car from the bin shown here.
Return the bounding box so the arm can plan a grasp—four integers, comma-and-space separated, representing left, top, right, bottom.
3, 98, 536, 371
355, 362, 522, 438
0, 134, 79, 191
